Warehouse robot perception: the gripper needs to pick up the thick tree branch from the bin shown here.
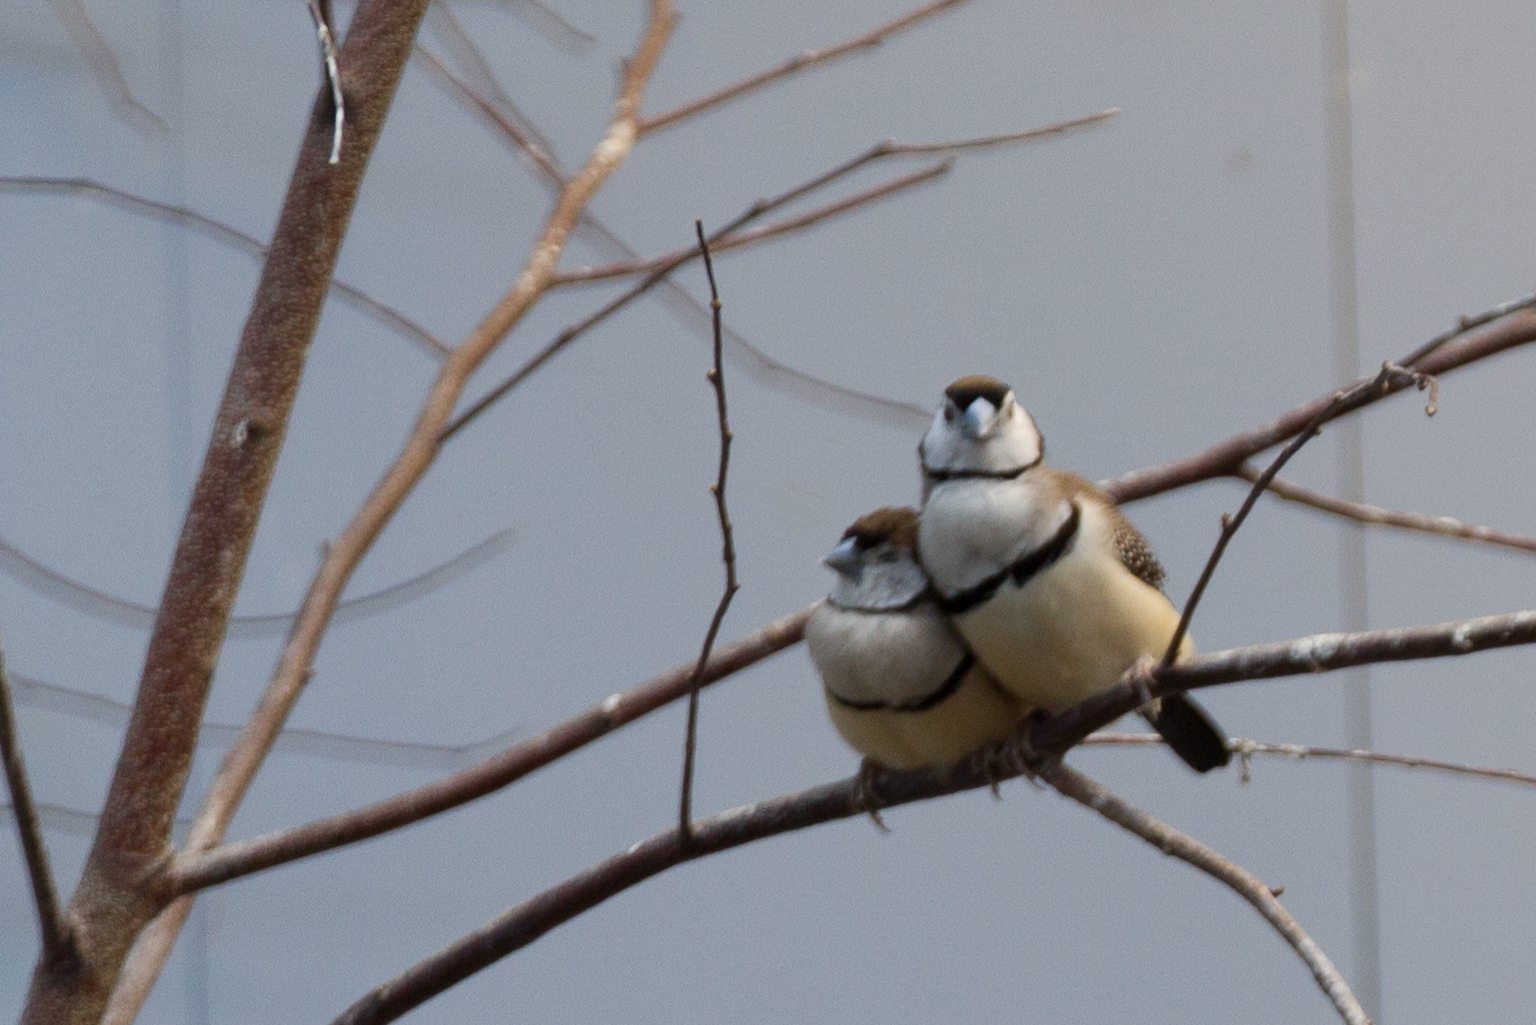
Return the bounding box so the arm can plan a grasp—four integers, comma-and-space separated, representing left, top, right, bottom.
23, 4, 435, 1024
100, 10, 678, 1025
0, 645, 71, 963
1235, 466, 1536, 556
1036, 761, 1371, 1025
639, 0, 969, 135
1102, 300, 1536, 503
323, 605, 1536, 1025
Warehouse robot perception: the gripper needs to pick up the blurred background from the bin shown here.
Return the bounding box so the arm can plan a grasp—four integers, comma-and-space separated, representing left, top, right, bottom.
2, 1, 1534, 1021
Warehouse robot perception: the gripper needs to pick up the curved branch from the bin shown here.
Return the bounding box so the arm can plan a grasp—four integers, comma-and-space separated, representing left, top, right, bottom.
1236, 466, 1536, 556
1037, 761, 1370, 1025
0, 177, 450, 359
0, 529, 511, 639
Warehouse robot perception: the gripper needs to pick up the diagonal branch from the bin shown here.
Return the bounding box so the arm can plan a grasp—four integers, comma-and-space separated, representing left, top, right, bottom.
443, 108, 1118, 441
27, 3, 438, 1024
551, 161, 952, 285
1036, 760, 1371, 1025
1161, 359, 1438, 665
45, 0, 166, 136
1235, 466, 1536, 556
165, 607, 808, 894
1102, 299, 1536, 503
0, 644, 71, 963
640, 0, 970, 135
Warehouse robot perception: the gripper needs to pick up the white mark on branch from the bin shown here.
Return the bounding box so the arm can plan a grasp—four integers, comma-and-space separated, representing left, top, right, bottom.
305, 0, 345, 165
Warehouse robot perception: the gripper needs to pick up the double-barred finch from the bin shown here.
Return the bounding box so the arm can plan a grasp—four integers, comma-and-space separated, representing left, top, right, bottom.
805, 507, 1025, 800
916, 375, 1230, 773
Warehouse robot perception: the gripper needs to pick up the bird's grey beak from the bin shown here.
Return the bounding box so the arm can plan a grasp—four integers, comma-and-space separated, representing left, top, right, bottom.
822, 537, 862, 578
961, 397, 996, 439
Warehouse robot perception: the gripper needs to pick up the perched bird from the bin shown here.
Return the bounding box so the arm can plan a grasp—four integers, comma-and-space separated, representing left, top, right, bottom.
916, 375, 1230, 773
805, 507, 1026, 820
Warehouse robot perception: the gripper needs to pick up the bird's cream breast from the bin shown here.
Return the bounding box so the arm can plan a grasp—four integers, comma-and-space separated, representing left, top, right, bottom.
806, 600, 967, 706
917, 477, 1061, 592
949, 501, 1186, 709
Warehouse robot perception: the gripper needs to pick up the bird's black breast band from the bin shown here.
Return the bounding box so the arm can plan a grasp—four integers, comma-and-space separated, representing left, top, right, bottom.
825, 652, 976, 713
937, 501, 1082, 615
922, 451, 1043, 483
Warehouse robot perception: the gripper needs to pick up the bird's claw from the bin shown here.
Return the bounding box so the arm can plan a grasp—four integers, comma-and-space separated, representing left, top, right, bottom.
858, 758, 892, 833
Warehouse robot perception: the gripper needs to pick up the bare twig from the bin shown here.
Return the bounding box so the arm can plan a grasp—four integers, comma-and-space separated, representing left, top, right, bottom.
1103, 300, 1536, 503
25, 5, 435, 1024
0, 529, 511, 639
1036, 761, 1371, 1025
422, 3, 559, 165
552, 162, 951, 285
305, 0, 345, 164
1161, 360, 1438, 665
505, 0, 596, 53
678, 223, 741, 838
640, 0, 970, 135
1234, 465, 1536, 556
0, 176, 449, 358
443, 109, 1117, 440
0, 646, 71, 963
1085, 732, 1536, 789
325, 606, 1536, 1025
45, 0, 166, 136
166, 607, 808, 894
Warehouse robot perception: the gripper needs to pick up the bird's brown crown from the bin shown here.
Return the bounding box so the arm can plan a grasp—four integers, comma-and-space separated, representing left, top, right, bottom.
842, 506, 919, 553
943, 374, 1012, 409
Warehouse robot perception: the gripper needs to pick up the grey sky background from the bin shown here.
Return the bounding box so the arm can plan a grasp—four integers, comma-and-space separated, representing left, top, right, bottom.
2, 1, 1534, 1022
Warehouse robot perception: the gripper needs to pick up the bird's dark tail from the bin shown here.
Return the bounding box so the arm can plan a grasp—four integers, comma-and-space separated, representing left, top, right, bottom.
1142, 694, 1230, 773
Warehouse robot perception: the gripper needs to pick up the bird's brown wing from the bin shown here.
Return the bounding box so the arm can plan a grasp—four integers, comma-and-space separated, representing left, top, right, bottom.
1053, 471, 1166, 590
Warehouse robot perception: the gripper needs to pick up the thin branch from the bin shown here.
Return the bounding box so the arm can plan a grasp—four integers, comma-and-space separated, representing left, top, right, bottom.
165, 607, 808, 894
0, 176, 449, 359
553, 161, 951, 285
0, 528, 511, 639
1234, 465, 1536, 556
325, 606, 1536, 1025
0, 645, 71, 963
422, 3, 559, 165
1102, 298, 1536, 503
1085, 732, 1536, 789
45, 0, 166, 136
1161, 360, 1438, 665
639, 0, 970, 135
1036, 761, 1370, 1025
27, 4, 436, 1024
504, 0, 596, 53
305, 0, 346, 165
443, 109, 1117, 440
678, 223, 741, 838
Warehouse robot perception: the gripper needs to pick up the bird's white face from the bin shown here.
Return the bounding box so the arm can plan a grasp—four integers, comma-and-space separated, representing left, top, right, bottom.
920, 378, 1044, 479
822, 536, 931, 611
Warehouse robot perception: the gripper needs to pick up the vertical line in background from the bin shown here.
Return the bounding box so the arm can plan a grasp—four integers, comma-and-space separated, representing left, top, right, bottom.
1320, 0, 1382, 1016
156, 0, 212, 1022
